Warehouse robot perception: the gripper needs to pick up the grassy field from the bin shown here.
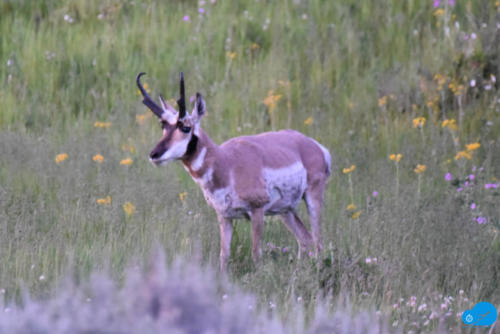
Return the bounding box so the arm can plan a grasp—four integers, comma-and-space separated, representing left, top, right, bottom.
1, 0, 499, 332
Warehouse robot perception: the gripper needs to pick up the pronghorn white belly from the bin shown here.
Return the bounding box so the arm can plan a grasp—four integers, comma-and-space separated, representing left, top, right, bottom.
194, 163, 307, 219
262, 162, 307, 215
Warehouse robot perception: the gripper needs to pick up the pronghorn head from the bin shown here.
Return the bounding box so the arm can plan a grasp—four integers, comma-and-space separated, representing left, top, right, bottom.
136, 72, 206, 166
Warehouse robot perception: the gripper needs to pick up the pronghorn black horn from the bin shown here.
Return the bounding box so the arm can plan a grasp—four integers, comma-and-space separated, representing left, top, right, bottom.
136, 72, 164, 119
177, 72, 186, 119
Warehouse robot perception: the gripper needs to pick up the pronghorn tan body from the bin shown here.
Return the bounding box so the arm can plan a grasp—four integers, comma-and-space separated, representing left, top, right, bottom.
137, 72, 331, 271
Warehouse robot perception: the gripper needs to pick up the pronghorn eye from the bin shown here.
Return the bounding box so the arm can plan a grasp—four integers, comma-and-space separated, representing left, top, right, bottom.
180, 126, 191, 133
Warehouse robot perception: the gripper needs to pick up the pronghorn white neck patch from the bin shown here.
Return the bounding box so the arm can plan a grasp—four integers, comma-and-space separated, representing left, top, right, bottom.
191, 147, 207, 172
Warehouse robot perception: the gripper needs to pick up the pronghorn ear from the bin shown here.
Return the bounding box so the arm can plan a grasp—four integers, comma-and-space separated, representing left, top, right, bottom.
191, 93, 206, 136
159, 95, 178, 124
191, 92, 206, 121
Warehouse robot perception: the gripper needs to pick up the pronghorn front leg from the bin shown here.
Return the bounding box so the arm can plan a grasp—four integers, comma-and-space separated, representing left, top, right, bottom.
218, 215, 233, 272
250, 207, 265, 264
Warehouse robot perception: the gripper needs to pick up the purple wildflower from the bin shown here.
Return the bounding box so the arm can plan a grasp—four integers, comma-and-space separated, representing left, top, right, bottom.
448, 0, 455, 6
372, 191, 379, 197
485, 184, 492, 189
457, 187, 463, 192
445, 173, 452, 181
183, 15, 189, 22
198, 7, 205, 14
282, 247, 287, 253
469, 174, 475, 181
470, 203, 476, 210
476, 216, 487, 224
433, 0, 440, 8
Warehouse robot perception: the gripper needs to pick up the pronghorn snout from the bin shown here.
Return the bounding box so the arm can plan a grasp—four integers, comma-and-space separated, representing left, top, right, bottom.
149, 147, 165, 161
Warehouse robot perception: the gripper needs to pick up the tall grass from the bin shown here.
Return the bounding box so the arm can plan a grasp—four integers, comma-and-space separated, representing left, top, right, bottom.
1, 0, 499, 332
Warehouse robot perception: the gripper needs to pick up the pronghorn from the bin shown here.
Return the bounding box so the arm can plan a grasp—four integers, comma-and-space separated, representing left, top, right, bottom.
137, 72, 331, 271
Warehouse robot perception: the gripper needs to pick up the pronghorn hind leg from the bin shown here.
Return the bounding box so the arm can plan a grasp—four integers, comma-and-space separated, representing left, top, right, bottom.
250, 207, 265, 264
280, 211, 313, 258
304, 182, 326, 256
218, 215, 233, 272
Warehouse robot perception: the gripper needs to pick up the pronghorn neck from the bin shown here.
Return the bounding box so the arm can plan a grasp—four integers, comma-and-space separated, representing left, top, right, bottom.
181, 128, 219, 178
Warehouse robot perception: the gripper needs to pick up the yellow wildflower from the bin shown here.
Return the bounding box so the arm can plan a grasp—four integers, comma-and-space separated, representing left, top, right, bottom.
346, 203, 356, 211
343, 165, 356, 174
55, 153, 68, 164
465, 142, 480, 152
449, 82, 465, 96
496, 0, 500, 7
263, 90, 282, 113
250, 43, 260, 50
441, 119, 458, 131
226, 51, 237, 60
123, 202, 136, 216
304, 117, 313, 126
414, 164, 427, 174
455, 151, 471, 160
351, 211, 362, 219
433, 73, 447, 90
378, 96, 388, 107
93, 154, 104, 163
94, 121, 112, 128
433, 8, 445, 17
389, 153, 402, 163
96, 196, 111, 205
120, 158, 133, 166
179, 192, 187, 202
412, 117, 426, 128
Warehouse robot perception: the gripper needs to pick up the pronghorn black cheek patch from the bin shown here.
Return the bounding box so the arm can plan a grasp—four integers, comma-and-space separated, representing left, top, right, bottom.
184, 135, 198, 158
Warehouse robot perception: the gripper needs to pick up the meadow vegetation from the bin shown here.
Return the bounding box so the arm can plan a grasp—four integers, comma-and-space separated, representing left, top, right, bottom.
1, 0, 499, 332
